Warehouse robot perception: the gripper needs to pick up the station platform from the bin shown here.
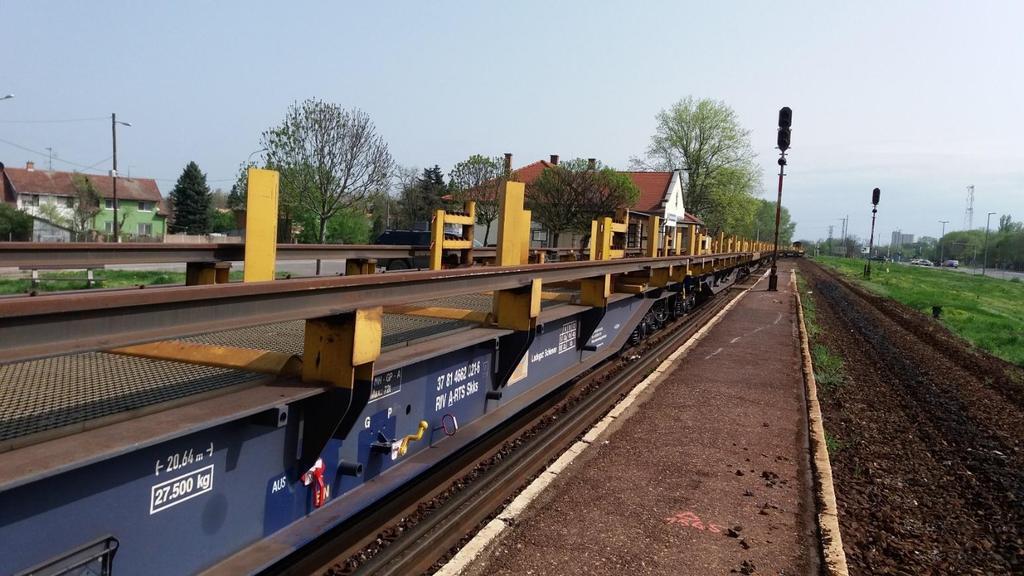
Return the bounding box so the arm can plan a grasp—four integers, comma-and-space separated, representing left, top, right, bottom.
456, 263, 819, 575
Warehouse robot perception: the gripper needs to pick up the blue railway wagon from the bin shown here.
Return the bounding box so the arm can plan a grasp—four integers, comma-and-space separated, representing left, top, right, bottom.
0, 291, 666, 575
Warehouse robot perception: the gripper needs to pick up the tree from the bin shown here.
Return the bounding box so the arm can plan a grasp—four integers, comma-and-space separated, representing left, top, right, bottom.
396, 165, 449, 230
0, 204, 33, 241
296, 208, 372, 244
227, 162, 252, 211
210, 210, 236, 233
169, 161, 213, 234
528, 159, 640, 248
998, 214, 1022, 234
449, 155, 507, 244
70, 174, 102, 239
633, 97, 761, 225
261, 99, 394, 243
735, 198, 795, 246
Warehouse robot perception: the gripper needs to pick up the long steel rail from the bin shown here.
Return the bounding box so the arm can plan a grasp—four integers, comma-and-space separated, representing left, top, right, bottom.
0, 253, 750, 364
0, 242, 598, 268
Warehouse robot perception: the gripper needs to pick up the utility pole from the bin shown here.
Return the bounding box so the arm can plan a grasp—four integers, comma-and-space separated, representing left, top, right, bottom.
964, 185, 975, 230
864, 188, 880, 278
841, 215, 848, 257
982, 211, 996, 276
938, 220, 948, 265
112, 113, 120, 242
111, 113, 131, 243
827, 225, 834, 256
768, 107, 792, 292
45, 147, 53, 171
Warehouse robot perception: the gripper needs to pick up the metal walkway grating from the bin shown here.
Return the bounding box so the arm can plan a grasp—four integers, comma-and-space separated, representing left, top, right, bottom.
0, 312, 475, 445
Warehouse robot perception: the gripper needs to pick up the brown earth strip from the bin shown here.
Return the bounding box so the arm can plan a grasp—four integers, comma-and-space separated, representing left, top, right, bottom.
798, 259, 1023, 575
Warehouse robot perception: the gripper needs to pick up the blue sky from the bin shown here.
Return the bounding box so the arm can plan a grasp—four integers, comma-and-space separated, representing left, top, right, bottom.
1, 1, 1021, 242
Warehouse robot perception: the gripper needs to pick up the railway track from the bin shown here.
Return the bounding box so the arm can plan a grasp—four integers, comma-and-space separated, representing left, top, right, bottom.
265, 269, 761, 576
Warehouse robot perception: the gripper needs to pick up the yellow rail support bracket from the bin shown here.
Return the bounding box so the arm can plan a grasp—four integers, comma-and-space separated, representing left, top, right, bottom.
302, 307, 382, 388
490, 176, 541, 331
109, 340, 301, 377
580, 275, 611, 308
243, 168, 280, 283
646, 215, 662, 258
185, 261, 231, 285
346, 258, 378, 276
430, 201, 477, 270
494, 278, 541, 331
494, 180, 530, 267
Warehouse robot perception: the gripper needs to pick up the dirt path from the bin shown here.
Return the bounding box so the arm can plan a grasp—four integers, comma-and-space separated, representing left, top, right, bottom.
798, 259, 1023, 575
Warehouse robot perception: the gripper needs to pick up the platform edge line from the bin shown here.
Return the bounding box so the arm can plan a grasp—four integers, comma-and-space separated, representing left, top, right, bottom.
793, 269, 850, 576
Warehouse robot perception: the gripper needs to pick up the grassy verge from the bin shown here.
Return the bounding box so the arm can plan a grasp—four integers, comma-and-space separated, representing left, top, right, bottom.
798, 270, 847, 454
0, 269, 268, 294
813, 256, 1024, 366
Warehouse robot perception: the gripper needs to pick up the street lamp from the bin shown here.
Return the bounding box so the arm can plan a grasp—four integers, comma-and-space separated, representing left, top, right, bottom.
864, 188, 880, 278
111, 113, 132, 242
768, 106, 792, 292
982, 211, 996, 276
938, 220, 948, 266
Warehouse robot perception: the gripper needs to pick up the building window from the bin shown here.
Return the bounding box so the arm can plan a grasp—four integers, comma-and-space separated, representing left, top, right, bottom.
104, 198, 115, 210
138, 201, 153, 211
138, 222, 152, 236
104, 221, 114, 233
65, 197, 75, 208
23, 194, 40, 206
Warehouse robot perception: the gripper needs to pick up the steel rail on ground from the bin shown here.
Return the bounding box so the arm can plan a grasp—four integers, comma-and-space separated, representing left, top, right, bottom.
0, 242, 457, 267
0, 242, 594, 268
0, 253, 749, 364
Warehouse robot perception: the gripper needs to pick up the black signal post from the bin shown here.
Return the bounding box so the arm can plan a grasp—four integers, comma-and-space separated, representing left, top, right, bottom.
864, 187, 880, 278
768, 106, 792, 292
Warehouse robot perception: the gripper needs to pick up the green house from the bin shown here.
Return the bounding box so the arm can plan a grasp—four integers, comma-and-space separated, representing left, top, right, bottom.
2, 161, 168, 240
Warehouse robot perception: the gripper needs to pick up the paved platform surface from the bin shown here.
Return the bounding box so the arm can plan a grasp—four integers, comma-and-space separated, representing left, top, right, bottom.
472, 264, 818, 575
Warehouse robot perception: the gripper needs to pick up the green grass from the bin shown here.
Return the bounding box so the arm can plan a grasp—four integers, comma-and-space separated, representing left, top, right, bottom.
798, 277, 820, 339
812, 343, 846, 395
0, 269, 262, 294
824, 431, 843, 455
814, 255, 1024, 366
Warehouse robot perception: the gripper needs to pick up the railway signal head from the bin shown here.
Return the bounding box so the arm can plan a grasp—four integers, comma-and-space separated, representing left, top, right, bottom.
872, 187, 881, 206
777, 107, 792, 151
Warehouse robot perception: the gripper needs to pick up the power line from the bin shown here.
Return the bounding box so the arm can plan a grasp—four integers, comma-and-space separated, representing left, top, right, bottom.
0, 116, 109, 124
0, 136, 236, 183
0, 136, 112, 172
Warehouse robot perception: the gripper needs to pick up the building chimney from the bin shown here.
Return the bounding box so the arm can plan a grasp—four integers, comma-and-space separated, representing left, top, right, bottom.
549, 154, 559, 165
587, 158, 596, 170
26, 160, 35, 171
503, 153, 513, 173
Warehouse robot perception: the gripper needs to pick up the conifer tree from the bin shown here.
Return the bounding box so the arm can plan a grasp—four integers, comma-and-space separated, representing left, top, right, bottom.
169, 161, 213, 234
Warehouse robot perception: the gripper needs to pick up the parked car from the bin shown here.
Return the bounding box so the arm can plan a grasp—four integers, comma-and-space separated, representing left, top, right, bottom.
373, 230, 481, 271
943, 259, 959, 268
910, 259, 934, 267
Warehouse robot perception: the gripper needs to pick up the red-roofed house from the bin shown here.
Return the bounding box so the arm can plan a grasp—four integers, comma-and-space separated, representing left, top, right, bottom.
1, 161, 167, 239
499, 156, 704, 252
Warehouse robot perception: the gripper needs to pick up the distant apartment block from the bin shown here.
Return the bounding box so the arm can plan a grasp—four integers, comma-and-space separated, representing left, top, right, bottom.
891, 231, 914, 248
